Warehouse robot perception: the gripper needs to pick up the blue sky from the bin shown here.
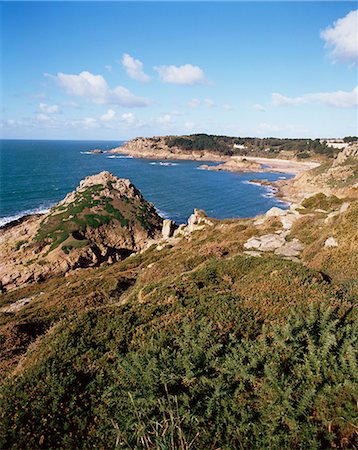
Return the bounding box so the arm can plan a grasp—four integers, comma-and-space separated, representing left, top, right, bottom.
1, 1, 357, 140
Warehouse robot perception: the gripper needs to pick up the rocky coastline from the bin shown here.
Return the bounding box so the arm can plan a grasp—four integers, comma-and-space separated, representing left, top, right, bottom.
109, 136, 320, 173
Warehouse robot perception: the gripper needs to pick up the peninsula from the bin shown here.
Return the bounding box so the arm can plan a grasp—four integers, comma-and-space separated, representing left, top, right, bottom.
110, 134, 328, 174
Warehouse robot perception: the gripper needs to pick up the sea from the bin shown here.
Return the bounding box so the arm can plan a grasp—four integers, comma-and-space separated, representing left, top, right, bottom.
0, 140, 293, 226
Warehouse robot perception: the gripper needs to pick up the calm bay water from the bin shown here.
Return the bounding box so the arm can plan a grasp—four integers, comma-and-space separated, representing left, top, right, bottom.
0, 139, 293, 226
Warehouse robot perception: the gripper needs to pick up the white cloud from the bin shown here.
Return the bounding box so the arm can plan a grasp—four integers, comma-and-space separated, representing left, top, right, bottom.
272, 86, 358, 109
39, 103, 59, 113
101, 109, 116, 122
82, 117, 98, 129
155, 64, 206, 85
121, 112, 135, 124
121, 53, 150, 82
157, 114, 172, 125
252, 103, 266, 112
55, 71, 151, 107
272, 93, 304, 107
321, 10, 358, 65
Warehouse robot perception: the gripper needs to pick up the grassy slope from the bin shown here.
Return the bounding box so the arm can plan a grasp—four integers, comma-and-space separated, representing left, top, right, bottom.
0, 198, 357, 449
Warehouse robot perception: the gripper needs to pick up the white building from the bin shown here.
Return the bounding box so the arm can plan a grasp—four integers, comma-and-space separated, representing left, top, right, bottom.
319, 139, 349, 150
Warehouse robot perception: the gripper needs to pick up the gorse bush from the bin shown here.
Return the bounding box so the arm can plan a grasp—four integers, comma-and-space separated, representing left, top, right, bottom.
1, 285, 356, 448
105, 305, 357, 449
1, 203, 357, 450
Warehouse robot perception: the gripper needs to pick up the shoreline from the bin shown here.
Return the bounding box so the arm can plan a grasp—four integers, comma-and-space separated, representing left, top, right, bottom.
109, 144, 321, 204
2, 150, 319, 230
109, 145, 320, 175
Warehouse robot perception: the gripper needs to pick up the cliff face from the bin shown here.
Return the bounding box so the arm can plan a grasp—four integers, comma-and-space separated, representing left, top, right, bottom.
0, 172, 163, 291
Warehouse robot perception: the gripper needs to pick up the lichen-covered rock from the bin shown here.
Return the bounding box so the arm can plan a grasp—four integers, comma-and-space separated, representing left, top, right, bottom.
244, 232, 304, 256
274, 239, 305, 257
244, 234, 286, 252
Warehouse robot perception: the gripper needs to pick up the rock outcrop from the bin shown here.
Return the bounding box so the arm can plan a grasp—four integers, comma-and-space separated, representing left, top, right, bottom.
0, 172, 163, 291
174, 209, 214, 236
110, 136, 227, 161
162, 219, 176, 238
277, 144, 358, 202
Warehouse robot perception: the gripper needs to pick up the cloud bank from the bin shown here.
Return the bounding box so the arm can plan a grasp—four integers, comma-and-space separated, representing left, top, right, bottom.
272, 86, 358, 109
55, 71, 151, 107
321, 10, 358, 65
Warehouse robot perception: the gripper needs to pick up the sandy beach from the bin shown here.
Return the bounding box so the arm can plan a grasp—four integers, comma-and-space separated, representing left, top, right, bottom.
243, 156, 320, 174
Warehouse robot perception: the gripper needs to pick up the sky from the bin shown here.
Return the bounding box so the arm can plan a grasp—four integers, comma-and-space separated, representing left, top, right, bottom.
1, 1, 357, 140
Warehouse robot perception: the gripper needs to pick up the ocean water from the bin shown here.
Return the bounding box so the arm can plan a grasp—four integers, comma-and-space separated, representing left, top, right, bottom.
0, 139, 293, 226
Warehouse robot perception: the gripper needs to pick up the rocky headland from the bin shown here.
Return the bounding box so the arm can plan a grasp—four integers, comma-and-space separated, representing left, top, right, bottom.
110, 136, 228, 162
0, 171, 163, 291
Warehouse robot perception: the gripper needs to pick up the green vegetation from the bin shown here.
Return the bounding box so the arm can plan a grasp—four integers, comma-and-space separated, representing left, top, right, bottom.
105, 203, 129, 227
343, 136, 358, 143
34, 184, 131, 253
0, 253, 356, 449
301, 193, 343, 212
166, 134, 336, 158
61, 239, 89, 255
166, 134, 235, 155
14, 240, 28, 251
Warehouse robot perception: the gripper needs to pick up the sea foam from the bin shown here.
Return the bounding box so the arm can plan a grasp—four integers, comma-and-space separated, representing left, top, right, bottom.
0, 205, 52, 227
